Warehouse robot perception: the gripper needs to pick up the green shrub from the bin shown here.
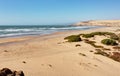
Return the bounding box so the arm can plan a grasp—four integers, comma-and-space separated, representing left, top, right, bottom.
82, 34, 94, 38
91, 32, 106, 36
101, 39, 118, 46
64, 35, 81, 42
82, 32, 115, 38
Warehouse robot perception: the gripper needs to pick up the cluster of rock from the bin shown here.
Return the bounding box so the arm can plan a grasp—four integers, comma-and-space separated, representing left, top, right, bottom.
0, 68, 24, 76
73, 20, 120, 26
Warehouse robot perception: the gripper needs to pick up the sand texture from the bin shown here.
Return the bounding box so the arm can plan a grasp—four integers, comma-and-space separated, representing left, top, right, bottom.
0, 27, 120, 76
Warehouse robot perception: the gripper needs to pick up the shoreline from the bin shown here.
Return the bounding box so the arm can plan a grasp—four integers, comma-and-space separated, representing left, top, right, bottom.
0, 27, 103, 46
0, 25, 101, 38
0, 26, 120, 76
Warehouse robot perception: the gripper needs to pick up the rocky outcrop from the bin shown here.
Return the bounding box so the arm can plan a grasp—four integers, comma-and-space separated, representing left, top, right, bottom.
0, 68, 24, 76
73, 20, 120, 26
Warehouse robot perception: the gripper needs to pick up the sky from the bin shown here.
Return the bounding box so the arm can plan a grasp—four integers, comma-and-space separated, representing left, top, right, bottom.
0, 0, 120, 25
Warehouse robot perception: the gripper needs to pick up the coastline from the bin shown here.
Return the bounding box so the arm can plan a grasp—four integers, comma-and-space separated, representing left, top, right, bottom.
0, 26, 120, 76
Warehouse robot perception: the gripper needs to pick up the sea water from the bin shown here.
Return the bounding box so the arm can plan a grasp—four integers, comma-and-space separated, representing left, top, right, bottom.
0, 25, 101, 38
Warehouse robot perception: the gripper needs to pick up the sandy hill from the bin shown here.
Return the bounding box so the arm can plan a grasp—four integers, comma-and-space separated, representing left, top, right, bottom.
73, 20, 120, 26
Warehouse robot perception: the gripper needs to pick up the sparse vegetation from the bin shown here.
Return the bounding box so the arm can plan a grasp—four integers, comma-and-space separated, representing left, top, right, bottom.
75, 44, 81, 47
91, 32, 108, 36
102, 48, 111, 51
101, 39, 118, 46
94, 49, 109, 57
93, 45, 104, 48
110, 52, 120, 62
110, 34, 119, 40
82, 34, 94, 38
64, 35, 82, 42
82, 32, 115, 38
90, 50, 93, 52
79, 53, 86, 56
85, 40, 104, 48
64, 31, 120, 63
113, 46, 120, 51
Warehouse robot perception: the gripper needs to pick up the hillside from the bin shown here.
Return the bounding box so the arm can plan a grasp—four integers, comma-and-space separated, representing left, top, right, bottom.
73, 20, 120, 26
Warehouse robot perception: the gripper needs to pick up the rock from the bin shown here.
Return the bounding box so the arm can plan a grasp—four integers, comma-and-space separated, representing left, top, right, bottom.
1, 68, 12, 74
7, 74, 14, 76
0, 71, 6, 76
15, 71, 24, 76
0, 68, 24, 76
22, 61, 26, 64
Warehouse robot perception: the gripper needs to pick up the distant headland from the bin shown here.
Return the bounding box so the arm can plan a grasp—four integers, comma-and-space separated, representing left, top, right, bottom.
73, 20, 120, 26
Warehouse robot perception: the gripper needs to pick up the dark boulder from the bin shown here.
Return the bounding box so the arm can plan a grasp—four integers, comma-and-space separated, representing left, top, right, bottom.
0, 68, 24, 76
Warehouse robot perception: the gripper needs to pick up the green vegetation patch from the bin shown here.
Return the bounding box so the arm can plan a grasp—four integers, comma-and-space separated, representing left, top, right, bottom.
101, 39, 118, 46
82, 34, 94, 38
82, 32, 113, 38
82, 32, 120, 40
64, 35, 82, 42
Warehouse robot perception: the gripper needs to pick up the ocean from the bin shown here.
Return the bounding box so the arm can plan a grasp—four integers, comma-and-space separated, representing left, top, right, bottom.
0, 25, 101, 38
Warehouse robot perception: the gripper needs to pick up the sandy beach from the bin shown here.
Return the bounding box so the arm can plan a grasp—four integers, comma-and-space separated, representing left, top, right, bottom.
0, 27, 120, 76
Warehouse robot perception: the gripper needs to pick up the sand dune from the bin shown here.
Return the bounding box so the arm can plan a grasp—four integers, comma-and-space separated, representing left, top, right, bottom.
73, 20, 120, 26
0, 27, 120, 76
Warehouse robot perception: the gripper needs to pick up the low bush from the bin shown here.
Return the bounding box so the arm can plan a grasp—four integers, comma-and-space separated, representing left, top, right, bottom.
64, 35, 82, 42
91, 32, 106, 36
82, 32, 119, 40
82, 34, 94, 38
94, 49, 109, 57
101, 39, 118, 46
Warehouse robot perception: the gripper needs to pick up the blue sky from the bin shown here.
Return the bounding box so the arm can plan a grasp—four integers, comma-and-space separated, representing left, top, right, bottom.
0, 0, 120, 25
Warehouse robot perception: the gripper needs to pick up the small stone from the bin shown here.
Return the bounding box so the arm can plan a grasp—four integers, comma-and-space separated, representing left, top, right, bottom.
48, 64, 52, 68
4, 50, 8, 52
75, 44, 81, 47
22, 61, 26, 64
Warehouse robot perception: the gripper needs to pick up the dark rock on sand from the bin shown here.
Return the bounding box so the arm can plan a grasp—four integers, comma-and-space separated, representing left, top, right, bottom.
0, 68, 24, 76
